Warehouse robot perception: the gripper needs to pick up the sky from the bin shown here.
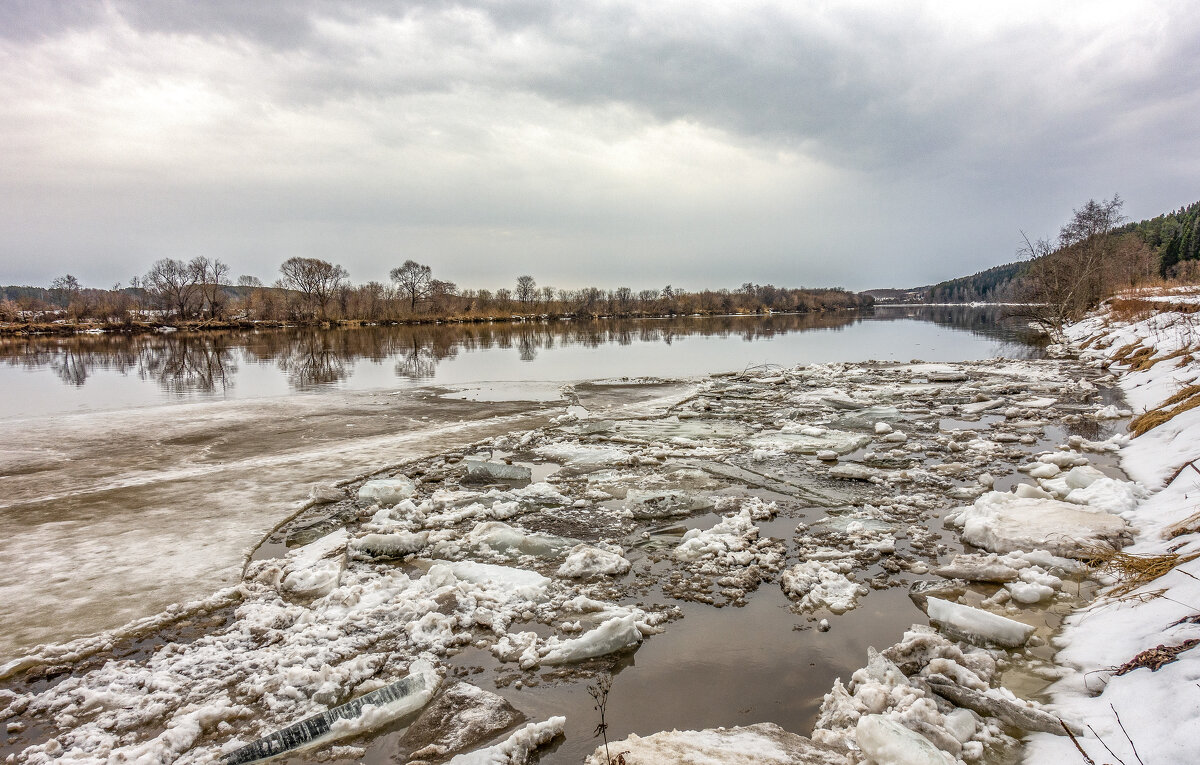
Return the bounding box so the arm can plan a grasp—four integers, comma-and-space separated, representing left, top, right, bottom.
1, 1, 1198, 293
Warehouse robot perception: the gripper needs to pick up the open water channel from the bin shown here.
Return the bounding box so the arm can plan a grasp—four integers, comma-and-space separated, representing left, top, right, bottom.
2, 305, 1117, 764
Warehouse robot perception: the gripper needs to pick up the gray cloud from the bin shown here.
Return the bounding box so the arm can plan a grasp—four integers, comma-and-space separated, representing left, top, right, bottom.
1, 1, 1199, 291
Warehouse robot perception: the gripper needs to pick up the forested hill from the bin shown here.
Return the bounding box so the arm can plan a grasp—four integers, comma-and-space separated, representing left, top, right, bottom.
924, 261, 1028, 303
919, 198, 1200, 303
1121, 199, 1200, 276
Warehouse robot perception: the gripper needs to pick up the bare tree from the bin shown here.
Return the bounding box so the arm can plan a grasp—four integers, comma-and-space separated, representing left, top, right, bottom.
390, 260, 433, 312
145, 258, 201, 319
1016, 195, 1149, 338
515, 275, 537, 308
190, 256, 230, 320
279, 257, 348, 320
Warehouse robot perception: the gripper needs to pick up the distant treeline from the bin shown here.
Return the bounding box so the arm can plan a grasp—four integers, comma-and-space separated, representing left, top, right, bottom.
926, 198, 1200, 303
0, 256, 870, 329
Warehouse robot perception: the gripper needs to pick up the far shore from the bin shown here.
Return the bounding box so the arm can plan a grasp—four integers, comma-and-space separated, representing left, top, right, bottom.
0, 306, 874, 338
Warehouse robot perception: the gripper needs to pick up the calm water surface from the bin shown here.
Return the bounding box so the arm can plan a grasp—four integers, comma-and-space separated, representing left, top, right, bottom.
1, 306, 1040, 419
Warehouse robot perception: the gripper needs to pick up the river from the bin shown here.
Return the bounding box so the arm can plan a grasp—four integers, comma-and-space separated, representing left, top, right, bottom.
1, 306, 1078, 764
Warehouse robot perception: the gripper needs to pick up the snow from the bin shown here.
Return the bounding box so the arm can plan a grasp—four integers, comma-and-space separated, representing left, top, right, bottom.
538, 613, 644, 665
1022, 289, 1200, 764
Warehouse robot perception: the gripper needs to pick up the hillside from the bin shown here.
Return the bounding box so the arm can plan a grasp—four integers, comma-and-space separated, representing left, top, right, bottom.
879, 198, 1200, 303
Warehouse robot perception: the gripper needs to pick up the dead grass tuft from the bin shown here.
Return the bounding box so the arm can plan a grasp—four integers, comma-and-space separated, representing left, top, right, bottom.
1080, 542, 1200, 597
1108, 297, 1160, 323
1129, 384, 1200, 436
1109, 341, 1144, 365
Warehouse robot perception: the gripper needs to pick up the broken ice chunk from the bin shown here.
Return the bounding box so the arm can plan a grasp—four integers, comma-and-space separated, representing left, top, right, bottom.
781, 560, 867, 614
828, 463, 876, 481
946, 491, 1131, 558
401, 682, 525, 760
540, 614, 644, 665
349, 531, 429, 561
281, 558, 343, 599
447, 717, 566, 765
623, 489, 714, 519
749, 428, 870, 456
556, 544, 631, 578
222, 661, 440, 763
357, 478, 416, 506
463, 460, 533, 483
925, 677, 1078, 735
932, 554, 1019, 583
855, 715, 955, 765
467, 521, 574, 558
926, 597, 1034, 648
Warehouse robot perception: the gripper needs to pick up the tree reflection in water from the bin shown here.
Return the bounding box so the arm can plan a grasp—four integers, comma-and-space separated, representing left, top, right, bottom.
0, 307, 1040, 396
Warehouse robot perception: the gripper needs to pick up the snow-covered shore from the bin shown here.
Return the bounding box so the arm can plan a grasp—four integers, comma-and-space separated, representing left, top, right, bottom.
1023, 291, 1200, 764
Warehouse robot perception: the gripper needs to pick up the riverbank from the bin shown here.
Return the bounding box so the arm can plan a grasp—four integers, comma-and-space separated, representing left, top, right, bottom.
1, 346, 1129, 764
0, 307, 869, 338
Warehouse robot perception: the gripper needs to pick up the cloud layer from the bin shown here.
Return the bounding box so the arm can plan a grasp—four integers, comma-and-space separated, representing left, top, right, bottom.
2, 1, 1198, 291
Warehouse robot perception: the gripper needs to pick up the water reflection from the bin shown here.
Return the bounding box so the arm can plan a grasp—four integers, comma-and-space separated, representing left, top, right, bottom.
0, 307, 1039, 396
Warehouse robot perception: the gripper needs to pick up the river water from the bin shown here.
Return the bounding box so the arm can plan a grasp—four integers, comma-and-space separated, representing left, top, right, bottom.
0, 306, 1069, 763
0, 306, 1037, 420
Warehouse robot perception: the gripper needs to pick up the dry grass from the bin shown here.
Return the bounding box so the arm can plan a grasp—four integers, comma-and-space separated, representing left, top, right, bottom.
1129, 384, 1200, 436
1080, 542, 1200, 598
1109, 341, 1144, 365
1109, 297, 1161, 323
1130, 346, 1195, 372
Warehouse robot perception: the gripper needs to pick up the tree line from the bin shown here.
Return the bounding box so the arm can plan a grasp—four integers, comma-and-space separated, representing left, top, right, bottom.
1, 255, 870, 327
928, 195, 1198, 320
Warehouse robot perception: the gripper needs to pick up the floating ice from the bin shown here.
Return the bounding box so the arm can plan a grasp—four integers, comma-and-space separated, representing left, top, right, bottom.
855, 714, 955, 765
947, 491, 1131, 558
466, 521, 574, 558
350, 531, 429, 560
357, 478, 416, 505
539, 614, 644, 665
464, 460, 532, 483
926, 597, 1034, 648
401, 682, 525, 760
749, 428, 869, 456
447, 716, 566, 765
222, 661, 440, 763
623, 489, 714, 518
829, 463, 876, 481
925, 677, 1075, 735
556, 543, 631, 578
932, 554, 1019, 583
781, 560, 867, 614
586, 722, 848, 764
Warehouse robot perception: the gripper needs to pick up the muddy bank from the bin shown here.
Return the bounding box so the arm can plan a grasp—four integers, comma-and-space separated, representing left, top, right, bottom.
0, 358, 1130, 764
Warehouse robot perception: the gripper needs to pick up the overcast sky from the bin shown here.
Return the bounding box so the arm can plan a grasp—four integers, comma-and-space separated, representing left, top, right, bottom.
1, 1, 1198, 292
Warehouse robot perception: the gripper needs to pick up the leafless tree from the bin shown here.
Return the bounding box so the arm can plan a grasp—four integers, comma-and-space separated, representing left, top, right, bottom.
190, 256, 230, 320
390, 260, 432, 312
1016, 195, 1155, 337
279, 257, 348, 320
515, 275, 537, 308
145, 258, 201, 319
